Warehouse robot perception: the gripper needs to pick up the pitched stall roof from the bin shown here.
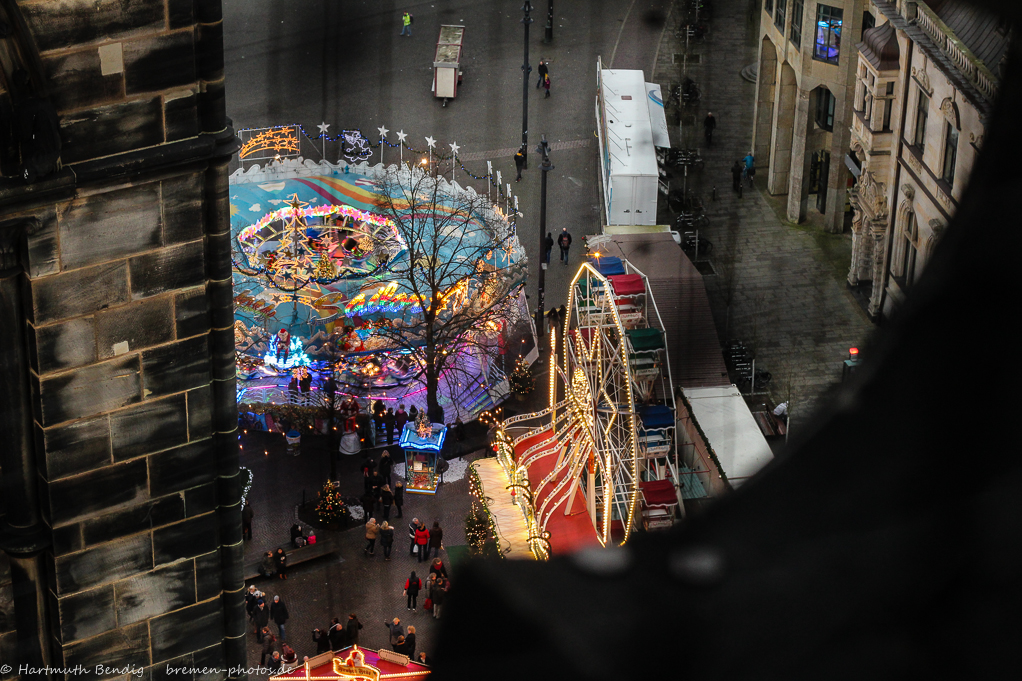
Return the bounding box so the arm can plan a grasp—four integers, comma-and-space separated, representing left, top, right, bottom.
589, 233, 729, 390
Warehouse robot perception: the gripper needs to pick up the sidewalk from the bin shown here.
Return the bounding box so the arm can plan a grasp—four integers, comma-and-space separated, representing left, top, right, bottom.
651, 0, 875, 432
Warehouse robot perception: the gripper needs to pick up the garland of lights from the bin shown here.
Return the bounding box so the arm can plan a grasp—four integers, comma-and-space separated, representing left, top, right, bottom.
466, 464, 507, 559
239, 466, 254, 507
676, 387, 732, 489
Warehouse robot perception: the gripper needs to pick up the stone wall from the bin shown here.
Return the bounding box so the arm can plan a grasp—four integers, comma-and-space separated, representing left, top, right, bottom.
0, 1, 241, 680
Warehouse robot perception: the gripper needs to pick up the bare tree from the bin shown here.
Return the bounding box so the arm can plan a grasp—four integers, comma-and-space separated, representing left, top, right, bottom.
370, 164, 528, 420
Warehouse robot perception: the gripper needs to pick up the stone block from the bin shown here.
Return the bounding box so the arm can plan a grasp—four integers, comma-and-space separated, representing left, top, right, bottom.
148, 439, 216, 497
124, 31, 197, 95
154, 513, 217, 566
194, 552, 222, 602
149, 598, 223, 664
51, 523, 85, 556
95, 295, 176, 359
30, 316, 97, 375
61, 621, 150, 679
186, 386, 212, 441
175, 287, 210, 339
168, 0, 194, 29
59, 184, 162, 271
153, 653, 194, 681
220, 591, 246, 639
197, 78, 225, 133
206, 278, 234, 331
23, 207, 61, 277
81, 495, 185, 547
43, 48, 124, 112
115, 560, 196, 626
183, 483, 217, 518
111, 393, 189, 461
192, 644, 226, 681
130, 240, 206, 300
39, 355, 141, 427
54, 532, 152, 595
141, 335, 210, 398
219, 542, 244, 594
58, 584, 116, 643
42, 416, 111, 480
165, 90, 200, 142
49, 458, 149, 528
22, 0, 164, 53
29, 261, 130, 325
205, 231, 232, 281
59, 97, 164, 165
163, 173, 205, 245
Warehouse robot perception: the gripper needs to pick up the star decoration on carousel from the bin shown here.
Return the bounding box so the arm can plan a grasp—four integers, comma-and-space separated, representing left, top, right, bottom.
317, 122, 330, 136
425, 136, 437, 148
449, 141, 460, 155
396, 130, 408, 143
378, 126, 389, 139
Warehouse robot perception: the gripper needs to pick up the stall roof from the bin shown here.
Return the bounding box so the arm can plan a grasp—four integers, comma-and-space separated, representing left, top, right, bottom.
600, 69, 658, 177
684, 385, 773, 487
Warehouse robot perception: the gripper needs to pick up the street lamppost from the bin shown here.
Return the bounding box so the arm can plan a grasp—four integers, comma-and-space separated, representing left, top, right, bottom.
534, 135, 554, 353
521, 2, 533, 170
544, 0, 553, 43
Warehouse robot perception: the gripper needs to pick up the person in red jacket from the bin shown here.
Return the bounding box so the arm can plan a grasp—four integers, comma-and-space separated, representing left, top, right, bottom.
404, 571, 422, 611
414, 522, 430, 563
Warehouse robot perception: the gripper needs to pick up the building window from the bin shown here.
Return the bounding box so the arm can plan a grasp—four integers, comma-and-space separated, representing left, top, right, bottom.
815, 88, 835, 131
942, 122, 958, 186
862, 11, 875, 35
886, 81, 895, 95
882, 99, 892, 130
914, 90, 929, 147
791, 0, 804, 47
765, 0, 773, 16
814, 5, 843, 65
775, 0, 787, 31
900, 212, 918, 287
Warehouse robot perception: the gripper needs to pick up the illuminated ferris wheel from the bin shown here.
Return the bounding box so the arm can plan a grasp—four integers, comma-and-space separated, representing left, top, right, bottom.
513, 258, 677, 550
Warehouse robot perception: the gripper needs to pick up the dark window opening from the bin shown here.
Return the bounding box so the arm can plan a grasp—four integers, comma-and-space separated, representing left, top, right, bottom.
882, 99, 893, 130
766, 0, 774, 16
816, 89, 836, 131
914, 91, 929, 147
862, 11, 876, 36
776, 0, 787, 31
791, 0, 805, 48
942, 122, 959, 186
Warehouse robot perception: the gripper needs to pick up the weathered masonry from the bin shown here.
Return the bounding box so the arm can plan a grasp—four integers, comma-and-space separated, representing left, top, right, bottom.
0, 1, 243, 680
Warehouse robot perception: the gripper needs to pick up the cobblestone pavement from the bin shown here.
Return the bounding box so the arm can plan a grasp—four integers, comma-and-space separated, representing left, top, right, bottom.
240, 430, 480, 672
651, 0, 876, 432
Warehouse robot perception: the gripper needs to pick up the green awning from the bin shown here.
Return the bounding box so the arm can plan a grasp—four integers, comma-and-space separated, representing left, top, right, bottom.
626, 327, 664, 352
576, 278, 604, 296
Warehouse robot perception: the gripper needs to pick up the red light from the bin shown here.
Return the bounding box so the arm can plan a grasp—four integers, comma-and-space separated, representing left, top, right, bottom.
849, 347, 859, 358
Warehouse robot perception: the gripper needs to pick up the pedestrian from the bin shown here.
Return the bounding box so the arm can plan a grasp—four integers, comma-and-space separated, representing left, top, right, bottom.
395, 404, 409, 435
379, 520, 395, 560
361, 457, 374, 494
394, 634, 408, 654
379, 450, 393, 485
360, 491, 375, 522
428, 521, 443, 560
404, 571, 422, 610
369, 467, 384, 499
400, 11, 412, 37
260, 551, 275, 578
514, 146, 526, 182
414, 521, 430, 563
260, 627, 276, 665
536, 59, 549, 88
731, 160, 743, 192
328, 617, 346, 652
394, 479, 405, 518
280, 643, 297, 666
346, 613, 363, 646
381, 485, 394, 521
373, 404, 384, 437
408, 517, 420, 556
430, 575, 448, 620
242, 502, 254, 540
436, 456, 449, 485
275, 547, 288, 580
417, 652, 433, 666
703, 112, 716, 144
254, 600, 270, 640
543, 73, 551, 98
384, 408, 396, 444
544, 232, 554, 264
290, 523, 305, 548
408, 404, 418, 421
385, 617, 404, 645
270, 595, 289, 641
245, 585, 259, 621
744, 151, 756, 187
364, 518, 379, 556
428, 557, 448, 582
267, 651, 282, 673
557, 227, 572, 265
313, 627, 330, 654
404, 626, 417, 659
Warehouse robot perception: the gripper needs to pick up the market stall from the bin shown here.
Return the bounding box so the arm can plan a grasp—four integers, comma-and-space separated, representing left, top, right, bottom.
433, 24, 465, 106
399, 415, 448, 495
271, 646, 430, 681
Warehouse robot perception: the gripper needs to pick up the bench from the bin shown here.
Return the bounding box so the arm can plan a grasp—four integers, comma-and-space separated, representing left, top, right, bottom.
243, 535, 341, 582
752, 411, 787, 438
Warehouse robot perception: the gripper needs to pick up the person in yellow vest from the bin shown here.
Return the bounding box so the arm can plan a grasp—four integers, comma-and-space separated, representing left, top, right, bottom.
400, 12, 413, 37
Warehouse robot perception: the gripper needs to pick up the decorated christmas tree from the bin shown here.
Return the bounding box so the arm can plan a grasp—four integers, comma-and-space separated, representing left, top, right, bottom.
315, 480, 347, 525
509, 356, 534, 396
414, 408, 433, 438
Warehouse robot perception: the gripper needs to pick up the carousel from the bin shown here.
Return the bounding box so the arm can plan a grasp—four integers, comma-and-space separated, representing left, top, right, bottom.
230, 163, 535, 431
270, 646, 431, 681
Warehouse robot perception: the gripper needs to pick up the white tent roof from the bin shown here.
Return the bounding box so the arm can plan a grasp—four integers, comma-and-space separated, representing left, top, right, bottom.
684, 385, 774, 488
600, 69, 658, 177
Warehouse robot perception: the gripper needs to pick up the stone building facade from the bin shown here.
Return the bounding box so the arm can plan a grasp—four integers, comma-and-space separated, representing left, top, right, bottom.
0, 1, 242, 680
753, 0, 871, 232
846, 0, 1006, 320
